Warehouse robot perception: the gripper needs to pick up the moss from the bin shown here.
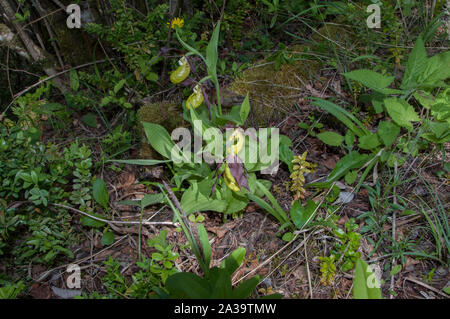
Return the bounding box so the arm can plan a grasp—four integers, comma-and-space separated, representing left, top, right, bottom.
136, 101, 185, 159
311, 23, 354, 47
228, 45, 320, 127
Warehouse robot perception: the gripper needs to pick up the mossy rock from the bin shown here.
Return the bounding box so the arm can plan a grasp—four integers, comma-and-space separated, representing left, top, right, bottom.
136, 101, 185, 159
228, 45, 320, 127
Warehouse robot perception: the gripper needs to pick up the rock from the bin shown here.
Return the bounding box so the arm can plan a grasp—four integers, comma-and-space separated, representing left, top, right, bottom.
337, 191, 354, 204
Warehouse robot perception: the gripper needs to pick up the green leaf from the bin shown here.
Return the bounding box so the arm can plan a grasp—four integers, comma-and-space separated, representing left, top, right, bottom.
327, 151, 368, 182
401, 36, 427, 89
232, 276, 260, 298
358, 134, 380, 150
141, 193, 164, 209
389, 264, 402, 277
345, 130, 355, 148
180, 181, 227, 214
317, 131, 344, 146
418, 50, 450, 88
343, 69, 395, 92
310, 98, 368, 137
81, 113, 97, 128
198, 224, 211, 268
384, 98, 420, 131
290, 200, 318, 230
282, 232, 295, 241
220, 247, 246, 276
80, 213, 106, 228
70, 70, 80, 91
166, 272, 210, 298
93, 178, 109, 209
142, 122, 188, 161
443, 286, 450, 295
353, 258, 382, 299
279, 143, 294, 172
101, 231, 115, 246
239, 93, 250, 124
114, 79, 127, 94
377, 121, 400, 147
345, 170, 358, 184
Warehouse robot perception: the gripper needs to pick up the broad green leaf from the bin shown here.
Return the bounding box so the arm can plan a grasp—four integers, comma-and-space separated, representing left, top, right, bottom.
220, 247, 246, 276
142, 122, 188, 162
353, 258, 382, 299
223, 188, 248, 215
290, 200, 318, 230
343, 69, 395, 92
166, 272, 210, 298
327, 151, 368, 182
384, 98, 420, 131
80, 213, 106, 228
377, 121, 400, 147
101, 231, 114, 246
310, 98, 368, 137
345, 130, 355, 148
317, 131, 344, 146
180, 182, 227, 214
401, 36, 427, 89
93, 178, 109, 209
232, 276, 260, 299
206, 21, 221, 79
418, 50, 450, 88
240, 93, 250, 123
141, 193, 164, 209
358, 133, 380, 150
279, 143, 294, 172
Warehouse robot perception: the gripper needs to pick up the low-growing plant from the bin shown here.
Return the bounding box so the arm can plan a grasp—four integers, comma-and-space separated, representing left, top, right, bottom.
308, 36, 449, 193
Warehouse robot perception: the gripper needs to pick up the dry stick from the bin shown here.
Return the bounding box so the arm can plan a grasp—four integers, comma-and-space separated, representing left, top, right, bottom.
390, 162, 398, 299
161, 179, 188, 220
304, 233, 313, 299
32, 0, 64, 69
22, 8, 64, 28
405, 277, 448, 298
6, 46, 13, 99
49, 0, 66, 10
52, 203, 177, 227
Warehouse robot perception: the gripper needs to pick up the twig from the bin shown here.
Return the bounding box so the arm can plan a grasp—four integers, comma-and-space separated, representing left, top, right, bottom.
52, 203, 177, 226
405, 277, 449, 298
32, 0, 64, 69
161, 179, 188, 220
304, 233, 313, 299
6, 46, 13, 98
390, 162, 398, 299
